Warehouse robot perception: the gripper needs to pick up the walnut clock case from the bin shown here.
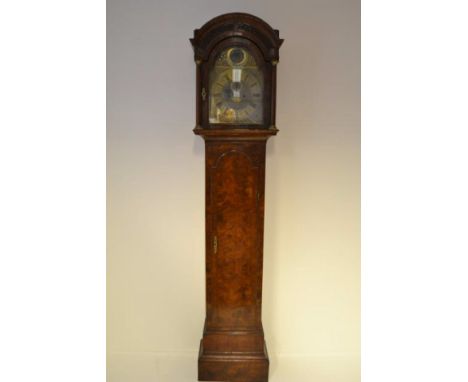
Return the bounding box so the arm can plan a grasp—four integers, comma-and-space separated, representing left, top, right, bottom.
190, 13, 283, 382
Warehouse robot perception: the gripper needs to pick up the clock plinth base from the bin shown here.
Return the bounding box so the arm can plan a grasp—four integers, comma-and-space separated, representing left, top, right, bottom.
198, 340, 269, 382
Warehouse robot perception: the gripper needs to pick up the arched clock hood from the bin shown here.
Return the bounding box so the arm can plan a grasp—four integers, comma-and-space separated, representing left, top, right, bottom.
190, 13, 284, 63
191, 13, 283, 135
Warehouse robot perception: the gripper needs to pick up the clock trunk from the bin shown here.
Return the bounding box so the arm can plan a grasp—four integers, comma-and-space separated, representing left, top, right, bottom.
199, 139, 269, 382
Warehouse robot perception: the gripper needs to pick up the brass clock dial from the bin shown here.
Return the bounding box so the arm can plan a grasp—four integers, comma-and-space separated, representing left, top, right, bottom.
209, 47, 264, 125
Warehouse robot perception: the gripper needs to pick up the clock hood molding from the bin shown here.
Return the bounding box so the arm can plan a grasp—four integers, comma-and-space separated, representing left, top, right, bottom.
190, 13, 283, 63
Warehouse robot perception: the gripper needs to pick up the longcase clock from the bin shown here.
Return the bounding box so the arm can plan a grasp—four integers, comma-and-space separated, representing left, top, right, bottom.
190, 13, 283, 382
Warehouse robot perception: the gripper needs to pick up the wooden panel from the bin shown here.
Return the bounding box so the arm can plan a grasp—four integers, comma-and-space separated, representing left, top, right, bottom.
205, 141, 266, 331
210, 150, 258, 327
202, 330, 265, 354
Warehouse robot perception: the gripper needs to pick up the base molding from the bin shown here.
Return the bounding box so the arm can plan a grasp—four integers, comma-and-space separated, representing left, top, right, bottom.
198, 340, 269, 382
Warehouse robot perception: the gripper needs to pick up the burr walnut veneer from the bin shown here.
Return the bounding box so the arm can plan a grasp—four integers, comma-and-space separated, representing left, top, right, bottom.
191, 13, 283, 382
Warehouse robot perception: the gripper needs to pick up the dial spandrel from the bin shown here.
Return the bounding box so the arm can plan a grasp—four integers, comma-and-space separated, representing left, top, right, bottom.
209, 47, 264, 125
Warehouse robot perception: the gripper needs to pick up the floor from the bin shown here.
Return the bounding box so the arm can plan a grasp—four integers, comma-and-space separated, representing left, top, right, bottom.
107, 352, 360, 382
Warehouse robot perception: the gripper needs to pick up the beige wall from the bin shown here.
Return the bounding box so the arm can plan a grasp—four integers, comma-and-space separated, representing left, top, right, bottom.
107, 0, 360, 380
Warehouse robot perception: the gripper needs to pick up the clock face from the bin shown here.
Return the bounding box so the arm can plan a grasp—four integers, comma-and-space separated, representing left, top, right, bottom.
209, 47, 264, 125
